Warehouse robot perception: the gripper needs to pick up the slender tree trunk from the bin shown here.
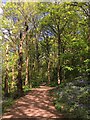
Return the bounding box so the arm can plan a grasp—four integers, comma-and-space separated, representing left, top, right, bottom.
29, 54, 32, 88
25, 40, 29, 86
29, 60, 32, 88
25, 56, 29, 85
28, 37, 33, 88
62, 46, 65, 82
4, 44, 9, 97
46, 36, 51, 84
33, 18, 39, 73
35, 34, 39, 72
11, 65, 15, 90
53, 38, 56, 81
57, 28, 61, 84
47, 60, 50, 84
88, 4, 90, 80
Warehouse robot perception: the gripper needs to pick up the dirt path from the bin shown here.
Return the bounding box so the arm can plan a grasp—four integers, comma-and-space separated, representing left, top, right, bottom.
2, 86, 64, 119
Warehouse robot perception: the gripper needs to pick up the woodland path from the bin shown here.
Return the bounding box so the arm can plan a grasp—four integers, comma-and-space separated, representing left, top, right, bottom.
2, 86, 64, 120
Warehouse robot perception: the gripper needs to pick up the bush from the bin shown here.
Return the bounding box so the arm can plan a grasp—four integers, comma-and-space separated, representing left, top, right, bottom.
54, 77, 90, 119
2, 97, 14, 113
23, 85, 31, 93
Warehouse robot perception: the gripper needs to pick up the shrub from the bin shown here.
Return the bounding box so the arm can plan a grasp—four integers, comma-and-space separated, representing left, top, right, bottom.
54, 77, 90, 119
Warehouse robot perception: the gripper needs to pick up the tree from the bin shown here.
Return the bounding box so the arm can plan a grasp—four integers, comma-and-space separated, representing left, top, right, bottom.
38, 2, 77, 84
4, 43, 9, 97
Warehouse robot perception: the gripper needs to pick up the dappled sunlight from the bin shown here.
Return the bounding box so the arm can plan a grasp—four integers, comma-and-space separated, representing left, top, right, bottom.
2, 86, 63, 119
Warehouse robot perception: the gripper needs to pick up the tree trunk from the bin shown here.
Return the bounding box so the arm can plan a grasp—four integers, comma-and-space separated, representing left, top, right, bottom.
4, 44, 9, 97
28, 39, 33, 88
17, 30, 27, 95
29, 60, 32, 88
46, 36, 51, 84
61, 45, 65, 82
88, 4, 90, 80
57, 29, 61, 84
11, 65, 15, 90
25, 36, 29, 85
17, 40, 23, 95
47, 60, 50, 84
35, 34, 39, 72
25, 56, 29, 85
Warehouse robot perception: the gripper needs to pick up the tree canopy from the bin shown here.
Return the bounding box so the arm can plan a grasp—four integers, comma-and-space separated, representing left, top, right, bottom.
1, 1, 90, 119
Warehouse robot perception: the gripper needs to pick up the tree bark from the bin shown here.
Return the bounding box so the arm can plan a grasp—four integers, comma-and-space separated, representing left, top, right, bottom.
57, 26, 61, 84
4, 44, 9, 97
35, 34, 39, 72
28, 38, 33, 88
11, 65, 15, 90
87, 3, 90, 80
46, 36, 51, 84
17, 29, 27, 95
29, 60, 32, 88
47, 60, 50, 84
17, 40, 23, 95
33, 17, 39, 73
25, 35, 29, 86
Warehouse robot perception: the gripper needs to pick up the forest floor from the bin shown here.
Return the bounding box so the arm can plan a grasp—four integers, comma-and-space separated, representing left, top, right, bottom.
2, 86, 64, 120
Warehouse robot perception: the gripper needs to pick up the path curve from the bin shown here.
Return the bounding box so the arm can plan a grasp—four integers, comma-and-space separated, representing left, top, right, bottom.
2, 86, 63, 119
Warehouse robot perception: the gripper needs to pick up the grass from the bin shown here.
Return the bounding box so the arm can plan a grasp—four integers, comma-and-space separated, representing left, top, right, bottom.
2, 86, 32, 114
2, 97, 15, 113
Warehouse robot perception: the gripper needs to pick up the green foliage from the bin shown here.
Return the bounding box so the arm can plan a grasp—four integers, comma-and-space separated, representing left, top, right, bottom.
65, 66, 73, 71
55, 102, 62, 111
49, 82, 58, 87
2, 97, 14, 113
1, 2, 90, 116
53, 77, 90, 119
23, 85, 31, 93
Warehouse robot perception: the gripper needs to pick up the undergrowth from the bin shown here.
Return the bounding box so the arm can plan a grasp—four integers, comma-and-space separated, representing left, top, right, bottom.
50, 77, 90, 119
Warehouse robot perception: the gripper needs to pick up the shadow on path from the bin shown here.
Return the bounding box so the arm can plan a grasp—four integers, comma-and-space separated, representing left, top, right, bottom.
2, 86, 64, 119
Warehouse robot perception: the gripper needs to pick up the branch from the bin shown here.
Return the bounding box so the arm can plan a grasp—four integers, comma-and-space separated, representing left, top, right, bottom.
70, 2, 90, 17
60, 20, 68, 34
80, 6, 89, 17
48, 24, 57, 35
